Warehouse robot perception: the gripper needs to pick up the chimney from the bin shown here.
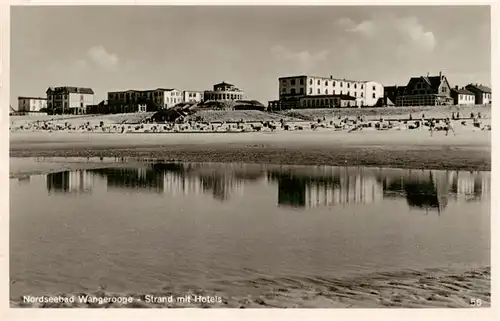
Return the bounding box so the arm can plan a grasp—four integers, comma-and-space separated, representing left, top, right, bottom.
439, 71, 442, 78
330, 75, 333, 79
455, 86, 458, 90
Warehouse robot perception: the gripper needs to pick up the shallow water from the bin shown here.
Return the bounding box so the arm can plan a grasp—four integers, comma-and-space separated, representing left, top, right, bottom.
10, 159, 490, 298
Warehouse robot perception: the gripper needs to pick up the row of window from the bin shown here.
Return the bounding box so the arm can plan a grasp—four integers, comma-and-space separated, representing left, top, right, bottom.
109, 91, 182, 100
282, 88, 377, 98
282, 79, 376, 90
301, 99, 363, 107
459, 95, 474, 101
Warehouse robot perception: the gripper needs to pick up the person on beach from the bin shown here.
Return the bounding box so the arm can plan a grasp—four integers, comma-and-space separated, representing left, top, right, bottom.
429, 118, 435, 136
445, 118, 456, 136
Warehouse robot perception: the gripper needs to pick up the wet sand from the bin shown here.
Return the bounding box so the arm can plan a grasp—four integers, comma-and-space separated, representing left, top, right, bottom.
10, 129, 491, 171
11, 266, 490, 308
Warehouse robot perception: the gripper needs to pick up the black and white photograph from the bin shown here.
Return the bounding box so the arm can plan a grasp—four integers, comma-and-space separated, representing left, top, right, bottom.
3, 2, 497, 319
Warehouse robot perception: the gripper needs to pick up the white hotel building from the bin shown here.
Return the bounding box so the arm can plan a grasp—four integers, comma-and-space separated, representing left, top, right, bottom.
276, 75, 384, 108
107, 88, 184, 109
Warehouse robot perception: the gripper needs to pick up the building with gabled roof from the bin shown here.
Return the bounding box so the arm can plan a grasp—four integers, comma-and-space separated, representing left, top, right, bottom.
450, 86, 475, 105
395, 72, 453, 107
465, 83, 492, 105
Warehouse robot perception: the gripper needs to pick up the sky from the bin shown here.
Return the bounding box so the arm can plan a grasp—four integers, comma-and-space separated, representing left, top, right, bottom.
10, 5, 491, 108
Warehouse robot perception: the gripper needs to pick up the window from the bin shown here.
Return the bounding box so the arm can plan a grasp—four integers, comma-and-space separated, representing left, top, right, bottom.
291, 79, 296, 85
309, 79, 313, 85
340, 82, 343, 87
441, 87, 447, 93
354, 84, 357, 89
300, 79, 304, 85
309, 88, 312, 94
347, 91, 350, 96
317, 88, 320, 94
317, 80, 320, 85
300, 88, 304, 94
282, 88, 286, 94
282, 80, 287, 86
325, 81, 328, 86
372, 93, 376, 98
373, 86, 376, 91
291, 88, 296, 95
361, 92, 363, 97
361, 84, 364, 89
325, 89, 328, 95
354, 92, 357, 97
333, 81, 336, 86
347, 83, 350, 88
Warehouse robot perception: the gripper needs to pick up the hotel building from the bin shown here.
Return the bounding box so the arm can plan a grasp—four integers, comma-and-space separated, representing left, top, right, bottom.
268, 75, 384, 110
391, 73, 454, 107
107, 88, 183, 109
46, 86, 95, 115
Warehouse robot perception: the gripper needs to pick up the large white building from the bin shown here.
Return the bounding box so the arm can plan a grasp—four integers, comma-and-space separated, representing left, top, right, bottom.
107, 88, 183, 109
17, 96, 47, 113
46, 87, 95, 114
277, 75, 384, 107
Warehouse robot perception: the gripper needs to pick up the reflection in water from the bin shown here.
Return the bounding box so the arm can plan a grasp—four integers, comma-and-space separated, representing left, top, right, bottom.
46, 171, 94, 194
44, 163, 490, 212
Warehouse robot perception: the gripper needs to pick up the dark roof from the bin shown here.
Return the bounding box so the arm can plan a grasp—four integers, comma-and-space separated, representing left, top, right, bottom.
278, 75, 308, 80
46, 87, 94, 95
18, 96, 47, 100
403, 75, 449, 95
424, 76, 443, 89
465, 84, 491, 93
451, 88, 474, 95
214, 81, 234, 87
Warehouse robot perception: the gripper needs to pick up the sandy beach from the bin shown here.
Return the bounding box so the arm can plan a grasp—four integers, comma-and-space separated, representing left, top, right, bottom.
11, 266, 490, 308
10, 126, 491, 171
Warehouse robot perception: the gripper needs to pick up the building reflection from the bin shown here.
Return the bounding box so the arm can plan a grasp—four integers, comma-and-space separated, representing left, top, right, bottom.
269, 167, 489, 212
83, 163, 262, 201
46, 170, 94, 194
268, 169, 382, 208
44, 163, 490, 213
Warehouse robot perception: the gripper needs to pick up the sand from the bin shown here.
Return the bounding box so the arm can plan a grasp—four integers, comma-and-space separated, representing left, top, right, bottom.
10, 126, 491, 171
10, 266, 490, 308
